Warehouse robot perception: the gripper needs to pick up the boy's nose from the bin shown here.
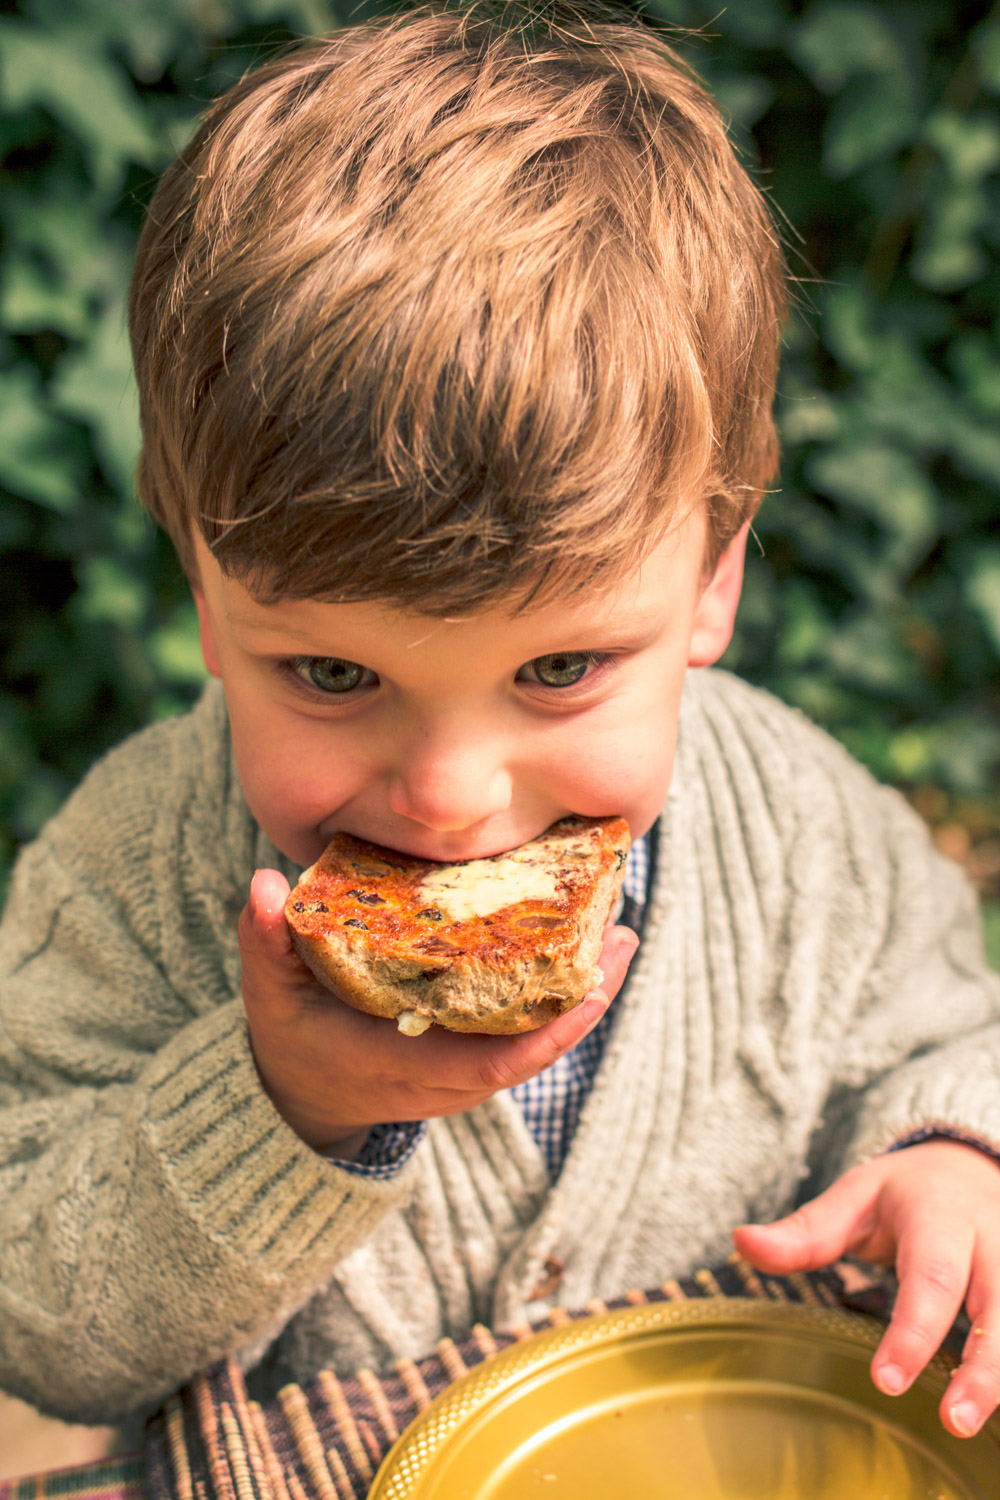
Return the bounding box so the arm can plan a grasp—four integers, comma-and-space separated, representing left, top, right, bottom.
387, 748, 513, 833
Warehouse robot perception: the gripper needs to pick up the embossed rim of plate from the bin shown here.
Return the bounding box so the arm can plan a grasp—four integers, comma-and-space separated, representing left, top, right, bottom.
366, 1297, 985, 1500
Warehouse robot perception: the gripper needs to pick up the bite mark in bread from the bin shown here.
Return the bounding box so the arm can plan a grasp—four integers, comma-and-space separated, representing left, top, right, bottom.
284, 815, 630, 1035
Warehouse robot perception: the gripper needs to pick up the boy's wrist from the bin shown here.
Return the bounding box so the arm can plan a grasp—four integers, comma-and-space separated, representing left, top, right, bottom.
306, 1124, 372, 1158
253, 1068, 372, 1155
281, 1108, 372, 1157
328, 1119, 427, 1176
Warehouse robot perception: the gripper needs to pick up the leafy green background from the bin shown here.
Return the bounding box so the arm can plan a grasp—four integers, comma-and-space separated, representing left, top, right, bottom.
2, 0, 999, 956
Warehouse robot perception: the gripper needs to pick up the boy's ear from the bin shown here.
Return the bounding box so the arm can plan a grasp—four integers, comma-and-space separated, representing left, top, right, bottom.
687, 520, 750, 668
192, 587, 223, 679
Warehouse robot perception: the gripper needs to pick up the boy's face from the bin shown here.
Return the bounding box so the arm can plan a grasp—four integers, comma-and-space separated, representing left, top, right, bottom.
192, 510, 747, 867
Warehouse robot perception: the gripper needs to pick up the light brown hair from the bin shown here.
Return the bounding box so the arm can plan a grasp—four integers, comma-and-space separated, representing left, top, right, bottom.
129, 2, 786, 611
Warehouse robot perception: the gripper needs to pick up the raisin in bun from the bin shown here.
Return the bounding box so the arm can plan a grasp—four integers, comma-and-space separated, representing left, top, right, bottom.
284, 816, 630, 1035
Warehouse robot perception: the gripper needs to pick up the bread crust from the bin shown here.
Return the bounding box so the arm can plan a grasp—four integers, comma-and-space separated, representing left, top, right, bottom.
284, 816, 631, 1034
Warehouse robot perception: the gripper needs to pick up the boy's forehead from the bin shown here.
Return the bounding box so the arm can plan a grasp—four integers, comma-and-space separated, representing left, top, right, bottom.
193, 512, 705, 649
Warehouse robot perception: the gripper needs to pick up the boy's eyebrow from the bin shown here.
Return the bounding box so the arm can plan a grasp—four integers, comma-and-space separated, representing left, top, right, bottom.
234, 620, 667, 659
225, 613, 327, 643
223, 590, 672, 654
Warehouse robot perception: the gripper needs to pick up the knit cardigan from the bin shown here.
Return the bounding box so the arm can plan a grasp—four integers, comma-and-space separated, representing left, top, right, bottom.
1, 669, 999, 1424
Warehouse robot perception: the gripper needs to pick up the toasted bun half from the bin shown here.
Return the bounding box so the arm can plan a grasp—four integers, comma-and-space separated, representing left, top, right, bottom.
284, 816, 631, 1035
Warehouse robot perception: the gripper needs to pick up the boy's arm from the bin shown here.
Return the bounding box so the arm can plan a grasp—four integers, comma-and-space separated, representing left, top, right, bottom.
732, 755, 1000, 1437
0, 823, 415, 1424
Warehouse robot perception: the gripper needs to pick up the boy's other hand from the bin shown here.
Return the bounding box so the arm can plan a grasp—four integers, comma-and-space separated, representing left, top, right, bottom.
239, 867, 639, 1159
733, 1140, 1000, 1438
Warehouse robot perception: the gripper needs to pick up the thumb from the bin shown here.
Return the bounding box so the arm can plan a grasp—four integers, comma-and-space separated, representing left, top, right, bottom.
250, 866, 291, 923
733, 1174, 875, 1275
238, 868, 298, 971
596, 925, 640, 1005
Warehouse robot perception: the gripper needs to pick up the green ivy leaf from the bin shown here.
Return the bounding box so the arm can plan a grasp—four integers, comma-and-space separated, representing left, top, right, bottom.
1, 187, 116, 303
0, 368, 80, 512
147, 603, 207, 687
239, 0, 338, 28
789, 2, 906, 92
0, 22, 161, 194
823, 72, 919, 176
709, 71, 775, 128
806, 440, 939, 574
950, 334, 1000, 417
71, 556, 148, 629
776, 385, 840, 445
49, 302, 140, 496
0, 254, 91, 339
982, 903, 1000, 973
884, 725, 937, 781
775, 581, 830, 665
821, 280, 894, 374
31, 0, 194, 82
941, 411, 1000, 490
641, 0, 690, 23
708, 0, 791, 48
911, 184, 990, 290
973, 18, 1000, 96
824, 612, 919, 693
966, 550, 1000, 659
924, 109, 1000, 184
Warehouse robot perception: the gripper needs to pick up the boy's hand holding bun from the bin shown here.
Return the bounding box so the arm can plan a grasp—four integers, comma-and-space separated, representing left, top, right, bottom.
239, 866, 639, 1157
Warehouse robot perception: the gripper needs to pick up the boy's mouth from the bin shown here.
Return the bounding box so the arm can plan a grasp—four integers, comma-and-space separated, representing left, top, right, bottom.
319, 822, 557, 867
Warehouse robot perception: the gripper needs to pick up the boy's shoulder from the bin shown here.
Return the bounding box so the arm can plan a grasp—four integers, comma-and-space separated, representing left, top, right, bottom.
679, 667, 909, 836
1, 682, 254, 984
683, 669, 869, 780
25, 680, 244, 891
682, 665, 857, 764
63, 678, 229, 812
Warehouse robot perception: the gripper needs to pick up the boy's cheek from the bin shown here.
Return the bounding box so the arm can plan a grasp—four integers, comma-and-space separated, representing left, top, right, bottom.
229, 749, 357, 866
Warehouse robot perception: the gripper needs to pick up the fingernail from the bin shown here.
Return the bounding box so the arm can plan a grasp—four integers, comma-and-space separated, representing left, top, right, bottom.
950, 1400, 980, 1436
875, 1364, 907, 1396
250, 870, 276, 921
581, 996, 609, 1025
618, 932, 640, 960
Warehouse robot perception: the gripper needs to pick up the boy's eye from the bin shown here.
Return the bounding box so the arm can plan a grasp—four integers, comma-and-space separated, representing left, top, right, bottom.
521, 651, 607, 688
289, 656, 371, 694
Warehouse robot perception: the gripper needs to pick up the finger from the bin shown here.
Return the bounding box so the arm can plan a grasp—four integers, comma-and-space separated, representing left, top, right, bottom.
595, 926, 640, 1004
733, 1170, 879, 1275
239, 868, 316, 999
250, 867, 292, 933
462, 994, 605, 1095
460, 931, 636, 1094
870, 1218, 974, 1400
239, 870, 290, 936
942, 1259, 1000, 1437
513, 927, 639, 1067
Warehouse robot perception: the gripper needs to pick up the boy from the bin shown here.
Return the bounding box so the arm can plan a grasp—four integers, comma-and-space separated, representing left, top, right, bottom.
2, 0, 1000, 1444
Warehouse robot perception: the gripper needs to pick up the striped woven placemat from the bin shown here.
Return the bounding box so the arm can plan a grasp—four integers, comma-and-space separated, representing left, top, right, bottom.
0, 1454, 145, 1500
143, 1256, 899, 1500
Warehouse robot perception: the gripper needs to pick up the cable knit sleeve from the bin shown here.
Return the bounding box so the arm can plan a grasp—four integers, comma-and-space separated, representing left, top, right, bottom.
823, 773, 1000, 1170
688, 670, 1000, 1190
0, 688, 414, 1423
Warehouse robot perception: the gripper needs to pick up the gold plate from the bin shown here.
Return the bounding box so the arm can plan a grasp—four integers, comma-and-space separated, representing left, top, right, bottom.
368, 1298, 1000, 1499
